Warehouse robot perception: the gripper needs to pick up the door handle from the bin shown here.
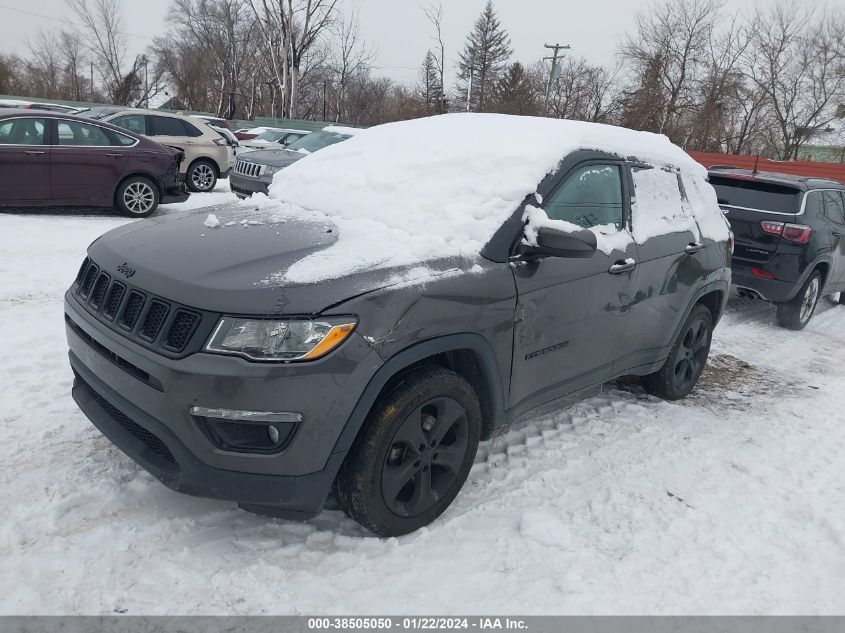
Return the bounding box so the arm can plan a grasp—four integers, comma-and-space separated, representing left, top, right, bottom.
685, 241, 704, 254
106, 152, 123, 157
609, 259, 636, 274
832, 230, 841, 238
24, 150, 45, 155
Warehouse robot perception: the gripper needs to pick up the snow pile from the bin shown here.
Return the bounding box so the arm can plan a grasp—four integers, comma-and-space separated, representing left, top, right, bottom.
267, 113, 719, 283
202, 213, 220, 228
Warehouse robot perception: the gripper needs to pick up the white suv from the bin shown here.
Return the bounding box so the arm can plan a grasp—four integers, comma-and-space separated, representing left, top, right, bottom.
78, 108, 231, 192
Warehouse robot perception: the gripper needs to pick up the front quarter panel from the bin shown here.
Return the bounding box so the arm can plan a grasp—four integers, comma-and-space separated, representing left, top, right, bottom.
327, 261, 518, 431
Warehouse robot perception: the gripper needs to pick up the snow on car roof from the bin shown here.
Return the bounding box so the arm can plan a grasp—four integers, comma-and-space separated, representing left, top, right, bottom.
321, 125, 364, 136
265, 113, 722, 284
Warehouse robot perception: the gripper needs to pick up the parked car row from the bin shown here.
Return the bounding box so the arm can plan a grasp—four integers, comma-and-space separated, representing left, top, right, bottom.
0, 102, 331, 216
78, 107, 231, 193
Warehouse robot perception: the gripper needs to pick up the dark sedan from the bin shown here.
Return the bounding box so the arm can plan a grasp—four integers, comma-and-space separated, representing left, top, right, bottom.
0, 110, 187, 217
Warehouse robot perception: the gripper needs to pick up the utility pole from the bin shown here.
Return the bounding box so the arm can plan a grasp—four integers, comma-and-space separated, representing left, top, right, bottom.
143, 57, 149, 108
90, 61, 94, 100
543, 43, 571, 115
465, 54, 475, 113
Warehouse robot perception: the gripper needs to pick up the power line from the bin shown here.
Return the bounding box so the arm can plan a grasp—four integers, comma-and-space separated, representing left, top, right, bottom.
0, 3, 156, 41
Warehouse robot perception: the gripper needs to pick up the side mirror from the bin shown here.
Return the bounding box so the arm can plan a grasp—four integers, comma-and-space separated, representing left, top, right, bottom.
531, 225, 597, 258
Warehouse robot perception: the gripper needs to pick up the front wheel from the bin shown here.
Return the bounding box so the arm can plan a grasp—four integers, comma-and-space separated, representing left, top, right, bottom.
335, 366, 482, 537
186, 159, 217, 192
115, 176, 159, 218
641, 304, 713, 401
776, 271, 821, 330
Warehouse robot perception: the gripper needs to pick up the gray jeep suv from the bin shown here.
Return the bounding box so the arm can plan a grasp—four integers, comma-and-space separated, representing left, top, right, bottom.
65, 115, 731, 536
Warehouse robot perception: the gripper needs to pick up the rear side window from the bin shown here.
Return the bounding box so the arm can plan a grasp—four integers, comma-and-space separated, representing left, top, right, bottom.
544, 164, 624, 229
0, 118, 46, 145
110, 114, 146, 135
630, 165, 693, 242
821, 190, 845, 225
181, 120, 204, 137
150, 115, 188, 137
56, 120, 113, 146
710, 178, 800, 214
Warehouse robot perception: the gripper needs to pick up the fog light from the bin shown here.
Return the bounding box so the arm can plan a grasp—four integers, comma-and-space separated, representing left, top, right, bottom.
267, 425, 280, 444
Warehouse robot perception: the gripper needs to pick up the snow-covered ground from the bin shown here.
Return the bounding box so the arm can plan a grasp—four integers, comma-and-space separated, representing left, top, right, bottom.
1, 182, 844, 615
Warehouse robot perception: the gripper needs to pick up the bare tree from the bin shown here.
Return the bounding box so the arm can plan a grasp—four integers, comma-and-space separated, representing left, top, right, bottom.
328, 9, 375, 122
544, 57, 621, 123
249, 0, 339, 118
621, 0, 723, 142
423, 2, 446, 113
66, 0, 131, 103
746, 3, 845, 159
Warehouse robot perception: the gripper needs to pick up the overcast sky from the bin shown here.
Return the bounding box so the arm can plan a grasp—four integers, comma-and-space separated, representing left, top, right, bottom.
2, 0, 845, 87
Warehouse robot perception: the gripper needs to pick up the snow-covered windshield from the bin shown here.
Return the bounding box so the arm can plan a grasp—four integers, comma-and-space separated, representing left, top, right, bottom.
254, 130, 287, 143
285, 131, 350, 153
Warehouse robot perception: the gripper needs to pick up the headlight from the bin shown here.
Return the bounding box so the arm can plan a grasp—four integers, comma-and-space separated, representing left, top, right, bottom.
205, 317, 357, 361
263, 165, 283, 176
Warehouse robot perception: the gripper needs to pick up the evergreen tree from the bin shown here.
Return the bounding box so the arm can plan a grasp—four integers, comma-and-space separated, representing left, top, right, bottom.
418, 50, 443, 113
455, 0, 512, 112
621, 53, 667, 133
493, 62, 538, 115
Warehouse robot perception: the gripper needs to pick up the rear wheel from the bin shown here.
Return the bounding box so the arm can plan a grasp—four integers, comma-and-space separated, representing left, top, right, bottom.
186, 159, 217, 192
335, 366, 481, 537
641, 304, 713, 401
115, 176, 159, 218
838, 292, 845, 306
776, 271, 821, 330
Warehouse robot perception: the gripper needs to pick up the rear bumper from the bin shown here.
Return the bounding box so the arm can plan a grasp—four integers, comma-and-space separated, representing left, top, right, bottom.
731, 264, 797, 302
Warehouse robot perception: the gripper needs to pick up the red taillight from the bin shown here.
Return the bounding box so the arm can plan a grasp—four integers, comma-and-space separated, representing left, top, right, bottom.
751, 267, 774, 279
782, 224, 812, 244
758, 220, 812, 244
760, 220, 784, 236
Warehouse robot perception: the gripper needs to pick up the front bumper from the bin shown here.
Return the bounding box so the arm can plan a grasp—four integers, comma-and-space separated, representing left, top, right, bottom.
229, 172, 271, 199
65, 292, 383, 516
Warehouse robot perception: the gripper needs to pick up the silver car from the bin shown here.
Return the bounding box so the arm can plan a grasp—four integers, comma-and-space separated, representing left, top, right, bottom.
230, 127, 360, 198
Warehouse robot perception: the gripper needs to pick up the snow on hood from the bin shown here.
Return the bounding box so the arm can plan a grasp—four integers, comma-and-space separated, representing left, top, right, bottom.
265, 113, 720, 284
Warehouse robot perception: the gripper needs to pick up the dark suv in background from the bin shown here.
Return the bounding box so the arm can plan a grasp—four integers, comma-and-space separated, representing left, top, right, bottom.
710, 168, 845, 329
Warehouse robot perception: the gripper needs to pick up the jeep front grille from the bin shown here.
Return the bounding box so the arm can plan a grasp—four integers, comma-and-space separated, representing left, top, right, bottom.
235, 159, 263, 178
72, 258, 205, 356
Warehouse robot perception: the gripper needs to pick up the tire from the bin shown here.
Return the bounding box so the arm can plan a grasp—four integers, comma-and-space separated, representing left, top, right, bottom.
776, 271, 822, 330
335, 366, 482, 537
838, 292, 845, 306
114, 176, 159, 218
641, 304, 713, 401
186, 159, 217, 192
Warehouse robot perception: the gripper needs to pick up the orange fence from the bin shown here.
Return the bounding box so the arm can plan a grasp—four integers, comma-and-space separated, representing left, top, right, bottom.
687, 150, 845, 184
